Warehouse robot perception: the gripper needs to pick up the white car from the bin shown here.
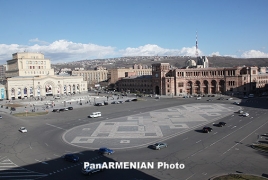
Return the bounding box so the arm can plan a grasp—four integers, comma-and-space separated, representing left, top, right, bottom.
238, 110, 244, 114
81, 163, 104, 175
88, 112, 101, 118
242, 113, 249, 117
19, 127, 27, 133
196, 97, 201, 100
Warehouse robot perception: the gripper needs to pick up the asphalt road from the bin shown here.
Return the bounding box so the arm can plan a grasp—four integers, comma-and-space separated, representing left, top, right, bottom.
0, 95, 267, 180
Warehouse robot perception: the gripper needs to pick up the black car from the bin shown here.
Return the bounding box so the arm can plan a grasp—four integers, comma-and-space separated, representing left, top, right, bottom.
68, 107, 73, 110
203, 126, 213, 133
63, 154, 79, 162
218, 122, 226, 127
52, 109, 58, 112
59, 108, 65, 111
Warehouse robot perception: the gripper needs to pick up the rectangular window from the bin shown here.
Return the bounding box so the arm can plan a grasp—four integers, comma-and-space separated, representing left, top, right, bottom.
178, 82, 184, 87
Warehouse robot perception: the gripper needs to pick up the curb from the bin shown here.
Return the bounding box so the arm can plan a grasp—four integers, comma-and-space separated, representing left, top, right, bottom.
208, 173, 268, 180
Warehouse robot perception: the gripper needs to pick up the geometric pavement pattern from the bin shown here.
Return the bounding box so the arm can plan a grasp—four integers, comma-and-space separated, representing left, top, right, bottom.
63, 103, 240, 149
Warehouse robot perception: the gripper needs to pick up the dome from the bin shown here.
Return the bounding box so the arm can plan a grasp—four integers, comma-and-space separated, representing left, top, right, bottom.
185, 59, 196, 67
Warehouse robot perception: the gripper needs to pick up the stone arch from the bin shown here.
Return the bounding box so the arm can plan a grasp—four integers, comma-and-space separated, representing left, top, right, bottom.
211, 80, 217, 94
203, 80, 209, 94
11, 88, 15, 97
194, 80, 201, 94
17, 88, 22, 99
44, 81, 55, 96
219, 80, 225, 94
155, 86, 160, 95
187, 81, 193, 94
23, 87, 28, 97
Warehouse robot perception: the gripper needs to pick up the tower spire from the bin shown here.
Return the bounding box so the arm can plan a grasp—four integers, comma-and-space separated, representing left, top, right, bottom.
195, 31, 199, 57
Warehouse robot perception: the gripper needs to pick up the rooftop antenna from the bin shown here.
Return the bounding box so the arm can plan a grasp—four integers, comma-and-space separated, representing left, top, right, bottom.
195, 31, 199, 57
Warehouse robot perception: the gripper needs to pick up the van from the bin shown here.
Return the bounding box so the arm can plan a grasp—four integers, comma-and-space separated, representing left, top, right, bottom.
88, 112, 101, 118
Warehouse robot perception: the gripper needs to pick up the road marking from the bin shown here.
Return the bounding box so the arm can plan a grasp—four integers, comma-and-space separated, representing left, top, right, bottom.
45, 143, 49, 146
29, 145, 32, 149
46, 123, 66, 130
183, 137, 188, 141
231, 126, 236, 129
196, 140, 201, 143
35, 159, 48, 165
185, 174, 195, 180
213, 132, 218, 135
222, 120, 268, 156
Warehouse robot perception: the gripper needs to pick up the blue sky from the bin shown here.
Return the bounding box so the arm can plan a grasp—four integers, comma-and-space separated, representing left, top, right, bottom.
0, 0, 268, 63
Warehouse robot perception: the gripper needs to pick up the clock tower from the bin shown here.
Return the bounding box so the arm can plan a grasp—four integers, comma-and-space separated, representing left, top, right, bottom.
152, 63, 170, 95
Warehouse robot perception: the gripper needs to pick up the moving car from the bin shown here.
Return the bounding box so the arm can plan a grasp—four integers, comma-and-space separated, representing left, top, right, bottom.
0, 115, 2, 119
98, 147, 114, 155
234, 102, 240, 105
203, 126, 213, 133
81, 163, 104, 175
68, 107, 73, 110
88, 112, 101, 118
151, 142, 168, 150
19, 127, 27, 133
218, 122, 226, 127
237, 110, 244, 114
242, 113, 249, 117
63, 154, 79, 162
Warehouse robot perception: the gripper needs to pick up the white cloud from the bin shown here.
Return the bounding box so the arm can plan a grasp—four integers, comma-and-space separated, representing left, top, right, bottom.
241, 50, 268, 58
29, 38, 49, 45
120, 44, 202, 57
209, 52, 221, 56
0, 40, 205, 63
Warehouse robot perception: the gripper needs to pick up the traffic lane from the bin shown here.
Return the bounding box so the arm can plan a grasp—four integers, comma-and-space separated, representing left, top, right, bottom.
108, 111, 255, 162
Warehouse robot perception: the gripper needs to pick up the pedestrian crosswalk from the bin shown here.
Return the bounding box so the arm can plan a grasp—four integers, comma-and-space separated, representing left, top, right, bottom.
0, 156, 47, 179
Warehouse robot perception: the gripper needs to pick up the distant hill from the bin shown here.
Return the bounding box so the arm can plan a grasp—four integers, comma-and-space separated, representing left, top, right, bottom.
52, 56, 268, 70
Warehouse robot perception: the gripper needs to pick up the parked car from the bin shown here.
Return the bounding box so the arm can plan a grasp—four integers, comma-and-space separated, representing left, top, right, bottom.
81, 163, 104, 175
52, 109, 58, 112
0, 115, 2, 119
98, 147, 114, 155
217, 97, 224, 100
242, 113, 249, 117
203, 127, 213, 133
227, 98, 233, 100
111, 101, 119, 104
88, 112, 101, 118
151, 143, 168, 150
63, 154, 79, 162
234, 102, 240, 105
125, 99, 131, 102
207, 99, 212, 101
68, 107, 73, 110
59, 108, 65, 112
19, 127, 27, 133
104, 101, 109, 105
218, 122, 226, 127
196, 97, 201, 100
95, 102, 104, 106
118, 100, 124, 104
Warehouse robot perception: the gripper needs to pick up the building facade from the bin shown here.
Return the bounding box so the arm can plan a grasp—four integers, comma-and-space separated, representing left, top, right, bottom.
71, 69, 108, 88
117, 61, 268, 96
110, 67, 152, 84
5, 52, 87, 100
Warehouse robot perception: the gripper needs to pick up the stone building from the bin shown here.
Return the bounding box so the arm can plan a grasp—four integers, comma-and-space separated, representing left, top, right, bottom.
71, 69, 108, 89
109, 67, 152, 84
117, 58, 268, 96
5, 52, 87, 100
